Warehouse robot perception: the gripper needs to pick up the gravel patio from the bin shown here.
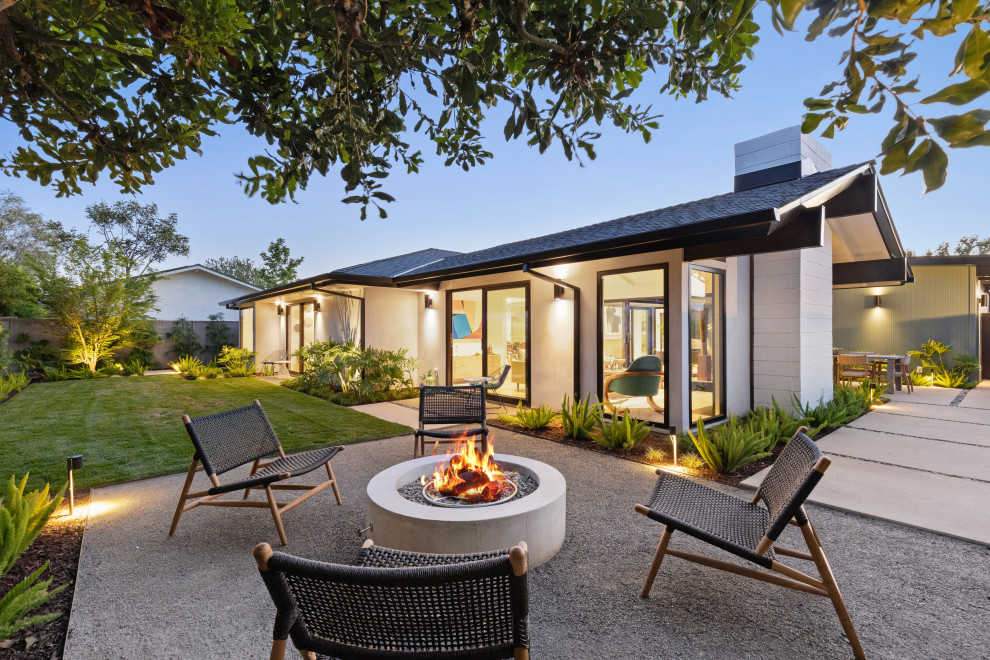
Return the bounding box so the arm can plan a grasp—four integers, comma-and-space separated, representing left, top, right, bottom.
61, 425, 990, 659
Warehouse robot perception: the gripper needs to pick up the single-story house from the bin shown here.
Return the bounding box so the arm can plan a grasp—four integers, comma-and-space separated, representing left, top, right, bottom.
152, 264, 261, 321
834, 255, 990, 377
224, 127, 912, 431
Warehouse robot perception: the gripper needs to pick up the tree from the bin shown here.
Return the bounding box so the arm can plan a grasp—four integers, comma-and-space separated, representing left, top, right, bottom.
1, 1, 986, 216
203, 256, 262, 286
0, 191, 55, 263
205, 312, 232, 359
256, 239, 304, 289
33, 236, 158, 371
84, 200, 189, 277
0, 261, 44, 317
914, 234, 990, 256
165, 316, 202, 359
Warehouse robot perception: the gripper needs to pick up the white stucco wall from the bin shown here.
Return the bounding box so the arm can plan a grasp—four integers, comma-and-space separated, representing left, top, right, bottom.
151, 269, 257, 321
364, 288, 419, 360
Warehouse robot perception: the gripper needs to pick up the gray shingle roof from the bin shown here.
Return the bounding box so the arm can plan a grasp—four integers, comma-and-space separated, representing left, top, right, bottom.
393, 163, 867, 278
332, 248, 463, 278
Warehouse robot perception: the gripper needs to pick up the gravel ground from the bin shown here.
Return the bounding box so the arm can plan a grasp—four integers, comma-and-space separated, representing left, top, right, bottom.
64, 429, 990, 659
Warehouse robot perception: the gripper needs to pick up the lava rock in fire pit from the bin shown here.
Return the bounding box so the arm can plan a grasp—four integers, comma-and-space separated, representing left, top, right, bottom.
399, 472, 539, 508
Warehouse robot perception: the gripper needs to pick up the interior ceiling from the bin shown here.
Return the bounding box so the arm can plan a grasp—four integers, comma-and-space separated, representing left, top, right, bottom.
827, 214, 891, 264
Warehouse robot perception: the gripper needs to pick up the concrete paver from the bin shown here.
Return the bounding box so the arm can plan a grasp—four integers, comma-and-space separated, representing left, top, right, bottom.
884, 386, 962, 406
958, 381, 990, 409
849, 413, 990, 448
351, 401, 426, 427
816, 428, 990, 481
873, 400, 990, 426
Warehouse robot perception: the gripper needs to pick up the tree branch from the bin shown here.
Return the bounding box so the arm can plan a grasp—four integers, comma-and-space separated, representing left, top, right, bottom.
510, 0, 568, 55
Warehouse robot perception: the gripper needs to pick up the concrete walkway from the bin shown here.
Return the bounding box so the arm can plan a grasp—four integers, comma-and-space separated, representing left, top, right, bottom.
64, 429, 990, 659
742, 382, 990, 546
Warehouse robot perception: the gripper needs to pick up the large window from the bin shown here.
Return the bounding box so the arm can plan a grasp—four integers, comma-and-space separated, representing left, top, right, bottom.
448, 284, 529, 401
239, 307, 254, 352
689, 266, 725, 423
287, 301, 316, 373
599, 266, 667, 425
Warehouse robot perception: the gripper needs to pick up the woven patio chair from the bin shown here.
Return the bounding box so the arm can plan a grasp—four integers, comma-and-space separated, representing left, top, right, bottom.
169, 400, 344, 546
484, 364, 513, 412
414, 385, 489, 457
635, 428, 865, 660
253, 539, 530, 660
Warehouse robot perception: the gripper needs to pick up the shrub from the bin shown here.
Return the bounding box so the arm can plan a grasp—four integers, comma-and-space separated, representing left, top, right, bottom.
166, 316, 201, 359
678, 452, 706, 470
217, 345, 255, 377
294, 340, 420, 393
121, 321, 160, 369
13, 340, 62, 374
561, 394, 601, 440
0, 475, 66, 641
499, 403, 558, 430
791, 385, 873, 436
204, 313, 231, 360
593, 409, 652, 451
644, 447, 668, 463
0, 325, 11, 371
689, 417, 773, 474
909, 339, 978, 389
40, 365, 69, 382
122, 357, 147, 376
0, 372, 31, 399
170, 355, 202, 374
745, 397, 804, 446
67, 366, 99, 379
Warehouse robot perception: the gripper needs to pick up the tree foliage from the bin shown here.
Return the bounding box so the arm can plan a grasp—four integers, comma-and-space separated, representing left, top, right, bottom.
0, 262, 43, 318
203, 255, 261, 286
32, 236, 158, 371
0, 191, 54, 264
912, 233, 990, 255
0, 0, 986, 215
256, 238, 303, 289
83, 200, 189, 277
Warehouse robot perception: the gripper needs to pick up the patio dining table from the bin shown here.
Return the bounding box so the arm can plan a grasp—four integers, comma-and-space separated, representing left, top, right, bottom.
867, 354, 905, 393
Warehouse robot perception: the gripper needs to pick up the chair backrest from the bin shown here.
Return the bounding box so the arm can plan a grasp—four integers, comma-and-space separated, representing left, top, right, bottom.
419, 385, 487, 425
488, 364, 511, 388
262, 349, 289, 362
899, 354, 911, 367
753, 429, 829, 543
609, 355, 663, 397
183, 401, 281, 477
257, 547, 529, 659
836, 354, 868, 368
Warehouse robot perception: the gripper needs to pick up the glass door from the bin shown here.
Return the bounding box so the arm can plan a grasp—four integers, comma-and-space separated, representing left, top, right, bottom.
287, 302, 317, 373
689, 267, 725, 423
450, 289, 485, 385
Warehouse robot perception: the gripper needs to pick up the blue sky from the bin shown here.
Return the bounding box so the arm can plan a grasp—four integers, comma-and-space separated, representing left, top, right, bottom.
1, 12, 985, 276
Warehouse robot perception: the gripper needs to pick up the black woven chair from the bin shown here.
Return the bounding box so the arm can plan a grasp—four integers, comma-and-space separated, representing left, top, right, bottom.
413, 385, 489, 457
169, 399, 344, 546
254, 539, 531, 660
635, 427, 865, 660
484, 364, 513, 412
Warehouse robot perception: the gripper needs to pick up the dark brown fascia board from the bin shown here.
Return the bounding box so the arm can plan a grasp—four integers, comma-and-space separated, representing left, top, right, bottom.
393, 207, 780, 287
833, 257, 912, 288
224, 272, 395, 305
909, 255, 990, 267
684, 207, 824, 261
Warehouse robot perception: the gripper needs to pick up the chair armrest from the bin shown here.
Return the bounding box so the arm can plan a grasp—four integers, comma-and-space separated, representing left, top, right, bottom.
604, 371, 664, 390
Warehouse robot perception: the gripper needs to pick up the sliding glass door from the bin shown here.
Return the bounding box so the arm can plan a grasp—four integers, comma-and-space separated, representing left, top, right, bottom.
287, 301, 316, 373
689, 266, 725, 423
448, 284, 529, 402
599, 266, 667, 426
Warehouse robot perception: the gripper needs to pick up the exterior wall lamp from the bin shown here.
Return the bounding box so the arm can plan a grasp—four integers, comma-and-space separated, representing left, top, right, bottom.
554, 284, 565, 300
425, 296, 433, 310
873, 295, 882, 308
314, 301, 321, 313
67, 454, 83, 515
277, 305, 284, 315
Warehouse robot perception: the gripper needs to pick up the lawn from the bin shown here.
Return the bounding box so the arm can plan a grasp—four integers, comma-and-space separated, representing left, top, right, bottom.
0, 376, 411, 492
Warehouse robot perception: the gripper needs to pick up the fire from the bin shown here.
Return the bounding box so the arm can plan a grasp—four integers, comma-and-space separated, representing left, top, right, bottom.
420, 437, 513, 504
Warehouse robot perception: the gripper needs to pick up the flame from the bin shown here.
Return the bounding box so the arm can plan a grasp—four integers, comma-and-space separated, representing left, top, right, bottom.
420, 436, 511, 503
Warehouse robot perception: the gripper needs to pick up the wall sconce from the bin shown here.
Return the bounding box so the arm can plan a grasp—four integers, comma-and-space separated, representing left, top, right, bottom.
554, 284, 565, 301
67, 454, 83, 515
424, 296, 433, 310
873, 295, 882, 308
277, 305, 284, 315
314, 301, 321, 313
981, 294, 988, 307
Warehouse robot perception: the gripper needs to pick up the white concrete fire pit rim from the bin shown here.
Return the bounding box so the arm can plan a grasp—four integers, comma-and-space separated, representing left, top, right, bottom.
366, 454, 565, 523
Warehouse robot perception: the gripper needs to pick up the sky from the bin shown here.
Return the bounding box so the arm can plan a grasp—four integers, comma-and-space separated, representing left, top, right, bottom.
1, 11, 986, 278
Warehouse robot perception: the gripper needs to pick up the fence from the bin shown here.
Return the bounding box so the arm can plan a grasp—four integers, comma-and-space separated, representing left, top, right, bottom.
1, 317, 240, 367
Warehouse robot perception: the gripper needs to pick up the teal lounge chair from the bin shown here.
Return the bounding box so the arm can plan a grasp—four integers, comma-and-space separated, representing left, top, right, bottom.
603, 355, 664, 414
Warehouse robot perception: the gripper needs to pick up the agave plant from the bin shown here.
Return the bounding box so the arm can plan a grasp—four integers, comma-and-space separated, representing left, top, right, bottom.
560, 394, 601, 440
689, 418, 773, 474
593, 409, 652, 452
498, 403, 558, 430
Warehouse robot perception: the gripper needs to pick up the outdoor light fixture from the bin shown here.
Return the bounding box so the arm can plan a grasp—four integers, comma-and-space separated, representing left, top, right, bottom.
425, 296, 433, 310
873, 295, 882, 309
314, 301, 321, 313
277, 305, 284, 315
981, 294, 988, 307
554, 284, 565, 300
67, 454, 83, 515
669, 426, 678, 467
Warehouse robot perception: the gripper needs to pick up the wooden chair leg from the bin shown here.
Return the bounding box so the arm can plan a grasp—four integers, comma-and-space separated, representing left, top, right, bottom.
168, 458, 199, 536
325, 461, 343, 505
298, 650, 317, 660
266, 486, 288, 546
800, 523, 866, 660
641, 526, 673, 598
269, 639, 286, 660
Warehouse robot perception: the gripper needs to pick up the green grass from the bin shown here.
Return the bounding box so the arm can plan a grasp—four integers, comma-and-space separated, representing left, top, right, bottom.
0, 376, 411, 492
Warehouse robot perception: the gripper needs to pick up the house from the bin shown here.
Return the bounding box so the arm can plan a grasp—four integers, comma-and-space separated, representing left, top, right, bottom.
151, 264, 261, 321
834, 255, 990, 378
224, 127, 912, 431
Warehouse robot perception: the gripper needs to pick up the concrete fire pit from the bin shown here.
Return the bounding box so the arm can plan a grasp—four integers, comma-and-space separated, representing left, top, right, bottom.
366, 454, 566, 567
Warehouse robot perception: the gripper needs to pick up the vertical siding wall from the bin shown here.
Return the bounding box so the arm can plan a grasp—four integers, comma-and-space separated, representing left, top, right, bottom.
833, 265, 979, 358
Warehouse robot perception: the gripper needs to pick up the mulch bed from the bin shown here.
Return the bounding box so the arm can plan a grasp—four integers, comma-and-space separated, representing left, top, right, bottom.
489, 418, 783, 487
0, 495, 87, 658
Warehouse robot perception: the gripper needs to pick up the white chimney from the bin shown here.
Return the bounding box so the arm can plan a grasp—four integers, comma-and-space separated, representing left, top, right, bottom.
734, 126, 831, 192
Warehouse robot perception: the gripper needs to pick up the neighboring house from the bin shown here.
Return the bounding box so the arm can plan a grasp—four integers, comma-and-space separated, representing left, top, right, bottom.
151, 264, 261, 321
224, 127, 912, 432
834, 255, 990, 378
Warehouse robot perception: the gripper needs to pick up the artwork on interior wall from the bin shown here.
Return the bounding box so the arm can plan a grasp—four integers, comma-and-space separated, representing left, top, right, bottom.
452, 314, 472, 339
